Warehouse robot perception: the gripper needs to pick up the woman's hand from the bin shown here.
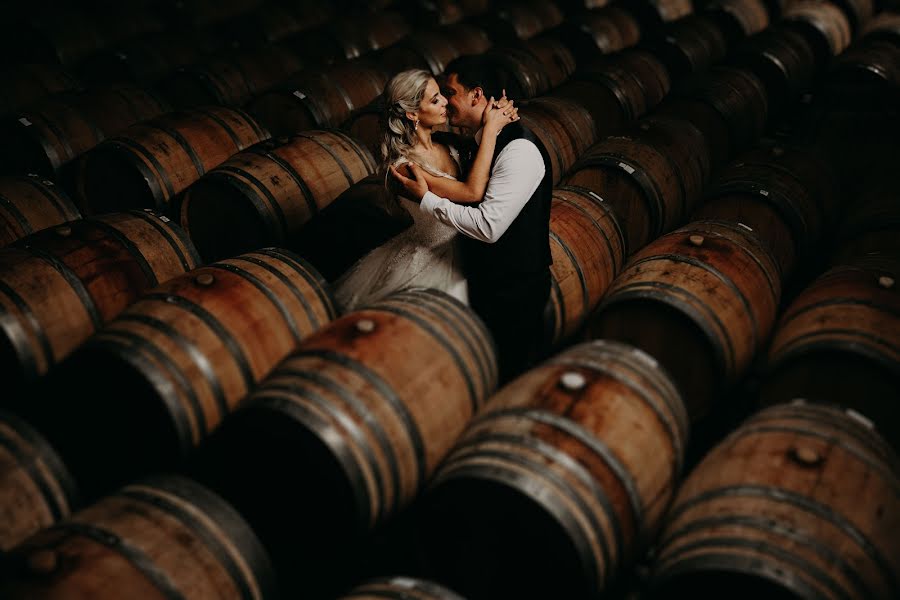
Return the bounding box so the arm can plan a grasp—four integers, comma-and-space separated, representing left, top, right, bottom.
482, 90, 519, 134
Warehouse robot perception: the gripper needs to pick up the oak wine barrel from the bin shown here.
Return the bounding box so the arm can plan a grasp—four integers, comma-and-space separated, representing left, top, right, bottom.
522, 36, 578, 90
647, 14, 729, 80
833, 179, 900, 261
0, 475, 279, 600
549, 7, 642, 59
521, 97, 597, 184
704, 0, 771, 39
588, 220, 781, 421
0, 174, 81, 247
650, 401, 899, 600
340, 577, 466, 600
181, 130, 378, 262
378, 31, 464, 77
0, 411, 78, 552
422, 340, 688, 600
0, 63, 81, 116
483, 47, 553, 99
782, 0, 852, 65
576, 49, 672, 123
655, 96, 731, 170
78, 106, 269, 216
0, 210, 201, 393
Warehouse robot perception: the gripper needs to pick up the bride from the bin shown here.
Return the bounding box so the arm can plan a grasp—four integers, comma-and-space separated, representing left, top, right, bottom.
334, 68, 519, 311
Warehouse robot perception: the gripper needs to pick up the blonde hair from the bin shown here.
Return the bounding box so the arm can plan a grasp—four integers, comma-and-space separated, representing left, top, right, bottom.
380, 69, 433, 177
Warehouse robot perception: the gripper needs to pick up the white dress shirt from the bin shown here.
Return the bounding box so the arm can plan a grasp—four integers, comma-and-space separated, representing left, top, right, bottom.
419, 133, 546, 244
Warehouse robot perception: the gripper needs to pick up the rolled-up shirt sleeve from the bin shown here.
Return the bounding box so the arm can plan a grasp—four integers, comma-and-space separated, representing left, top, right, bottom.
419, 138, 545, 244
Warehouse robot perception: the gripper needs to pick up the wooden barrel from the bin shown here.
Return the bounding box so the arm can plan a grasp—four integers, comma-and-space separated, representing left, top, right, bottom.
831, 0, 875, 32
39, 248, 335, 493
341, 577, 466, 600
655, 96, 731, 169
782, 0, 852, 64
378, 31, 463, 76
577, 49, 671, 123
732, 26, 817, 115
422, 340, 688, 600
556, 7, 642, 58
486, 2, 565, 42
705, 0, 770, 38
521, 97, 597, 185
761, 256, 900, 447
0, 63, 80, 116
247, 61, 389, 137
830, 38, 900, 89
287, 12, 410, 63
181, 130, 377, 262
0, 85, 170, 178
196, 288, 497, 558
0, 411, 77, 552
588, 220, 781, 421
674, 66, 768, 158
648, 14, 728, 80
0, 475, 279, 600
0, 210, 200, 392
442, 22, 492, 54
650, 401, 900, 600
834, 179, 900, 261
522, 36, 578, 90
484, 47, 553, 99
77, 106, 269, 216
158, 45, 304, 109
549, 80, 630, 138
215, 3, 324, 48
0, 174, 81, 247
546, 186, 626, 347
861, 11, 900, 45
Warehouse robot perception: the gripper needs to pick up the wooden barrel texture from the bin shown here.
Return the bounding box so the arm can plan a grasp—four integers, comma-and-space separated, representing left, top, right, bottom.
378, 31, 463, 76
731, 26, 817, 115
861, 11, 900, 46
557, 7, 642, 58
704, 0, 770, 38
289, 12, 409, 62
654, 98, 730, 170
675, 67, 768, 158
442, 23, 493, 55
0, 210, 201, 391
834, 180, 900, 261
546, 186, 626, 347
647, 14, 728, 80
760, 256, 900, 447
522, 37, 578, 90
0, 411, 78, 552
565, 135, 684, 250
588, 220, 781, 421
484, 2, 564, 42
630, 116, 712, 217
549, 80, 630, 139
422, 339, 688, 600
484, 47, 553, 99
215, 3, 319, 48
247, 61, 389, 137
0, 63, 81, 116
0, 175, 81, 247
830, 0, 875, 32
0, 475, 279, 600
782, 0, 852, 65
577, 50, 671, 123
0, 85, 170, 178
649, 401, 900, 600
181, 130, 378, 262
41, 249, 335, 491
521, 97, 597, 185
78, 106, 269, 216
196, 288, 497, 555
831, 38, 900, 90
340, 577, 466, 600
158, 46, 304, 109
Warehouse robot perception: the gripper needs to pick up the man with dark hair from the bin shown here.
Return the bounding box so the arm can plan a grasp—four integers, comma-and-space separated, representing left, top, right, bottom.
391, 55, 553, 384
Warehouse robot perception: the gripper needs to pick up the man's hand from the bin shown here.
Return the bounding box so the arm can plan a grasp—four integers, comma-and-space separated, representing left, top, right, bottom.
390, 163, 429, 202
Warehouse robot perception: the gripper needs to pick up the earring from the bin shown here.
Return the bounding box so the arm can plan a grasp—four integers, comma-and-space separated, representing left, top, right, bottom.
414, 119, 419, 131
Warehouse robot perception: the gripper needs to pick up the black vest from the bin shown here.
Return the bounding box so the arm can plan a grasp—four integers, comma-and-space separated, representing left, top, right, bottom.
458, 123, 553, 284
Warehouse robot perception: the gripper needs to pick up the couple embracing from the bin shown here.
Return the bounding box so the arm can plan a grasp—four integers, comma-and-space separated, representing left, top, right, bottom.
334, 56, 553, 385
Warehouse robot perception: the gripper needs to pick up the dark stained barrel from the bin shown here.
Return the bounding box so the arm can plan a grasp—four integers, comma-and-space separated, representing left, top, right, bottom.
0, 211, 201, 393
477, 1, 565, 43
705, 0, 771, 39
78, 106, 269, 216
0, 175, 81, 247
550, 6, 642, 59
157, 45, 304, 109
861, 11, 900, 45
546, 186, 626, 347
576, 49, 672, 124
761, 256, 900, 448
340, 577, 466, 600
588, 220, 781, 421
378, 31, 464, 77
39, 249, 335, 493
830, 38, 900, 90
0, 411, 77, 552
834, 179, 900, 262
0, 63, 81, 116
649, 401, 900, 600
422, 340, 689, 600
647, 14, 729, 80
0, 475, 279, 600
442, 22, 493, 54
522, 36, 578, 90
782, 0, 852, 66
0, 85, 170, 178
654, 97, 730, 170
284, 12, 411, 65
181, 130, 377, 262
248, 61, 389, 137
521, 97, 597, 184
483, 47, 553, 99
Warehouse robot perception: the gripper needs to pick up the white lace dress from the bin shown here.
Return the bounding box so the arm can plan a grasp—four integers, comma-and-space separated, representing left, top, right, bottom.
333, 146, 468, 312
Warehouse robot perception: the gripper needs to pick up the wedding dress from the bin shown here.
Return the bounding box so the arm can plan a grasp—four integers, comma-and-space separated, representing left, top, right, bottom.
333, 146, 468, 312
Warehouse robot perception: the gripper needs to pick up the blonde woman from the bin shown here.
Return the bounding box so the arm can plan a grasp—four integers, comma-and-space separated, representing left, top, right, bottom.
333, 68, 518, 311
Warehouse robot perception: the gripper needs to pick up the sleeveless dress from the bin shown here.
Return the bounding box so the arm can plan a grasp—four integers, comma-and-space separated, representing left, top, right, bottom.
333, 146, 468, 312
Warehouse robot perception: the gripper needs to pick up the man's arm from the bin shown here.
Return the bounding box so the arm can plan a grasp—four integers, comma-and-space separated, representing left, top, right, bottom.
419, 139, 545, 243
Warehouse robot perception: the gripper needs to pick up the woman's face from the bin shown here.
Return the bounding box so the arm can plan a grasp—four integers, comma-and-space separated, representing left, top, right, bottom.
416, 78, 448, 128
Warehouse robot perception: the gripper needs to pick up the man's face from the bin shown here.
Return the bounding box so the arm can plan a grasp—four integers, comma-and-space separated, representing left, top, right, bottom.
442, 73, 480, 130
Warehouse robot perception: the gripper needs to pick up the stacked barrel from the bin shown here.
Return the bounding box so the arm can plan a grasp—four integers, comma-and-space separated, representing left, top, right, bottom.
0, 1, 897, 600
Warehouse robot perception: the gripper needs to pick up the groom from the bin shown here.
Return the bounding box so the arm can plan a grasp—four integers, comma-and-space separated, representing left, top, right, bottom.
392, 55, 553, 385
